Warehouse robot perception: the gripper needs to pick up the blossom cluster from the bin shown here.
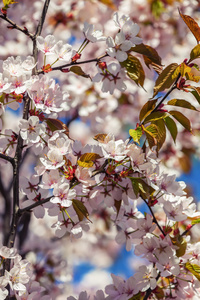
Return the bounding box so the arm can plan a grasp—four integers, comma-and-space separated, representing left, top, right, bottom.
0, 0, 200, 299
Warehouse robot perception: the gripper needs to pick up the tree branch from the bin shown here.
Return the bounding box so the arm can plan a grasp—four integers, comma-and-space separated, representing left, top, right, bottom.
32, 0, 51, 74
0, 153, 15, 167
34, 0, 51, 38
37, 54, 108, 75
150, 73, 181, 115
142, 197, 166, 237
19, 196, 52, 214
0, 14, 34, 39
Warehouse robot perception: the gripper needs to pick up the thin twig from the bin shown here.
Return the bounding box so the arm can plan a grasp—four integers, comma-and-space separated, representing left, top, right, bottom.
142, 197, 166, 236
19, 196, 52, 214
0, 14, 34, 39
150, 73, 181, 115
37, 54, 108, 75
143, 273, 160, 300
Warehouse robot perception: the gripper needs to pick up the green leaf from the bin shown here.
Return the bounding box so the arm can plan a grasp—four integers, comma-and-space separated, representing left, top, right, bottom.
46, 118, 69, 135
120, 54, 145, 87
139, 99, 157, 122
153, 286, 165, 299
171, 236, 187, 258
169, 110, 192, 132
114, 200, 122, 219
185, 262, 200, 281
143, 111, 167, 124
172, 63, 191, 80
191, 218, 200, 225
129, 127, 143, 144
164, 116, 178, 143
153, 63, 178, 97
128, 291, 143, 300
3, 0, 17, 6
190, 86, 200, 104
70, 66, 90, 78
167, 99, 198, 111
93, 133, 107, 143
143, 124, 158, 149
190, 44, 200, 62
98, 0, 116, 9
131, 43, 162, 67
151, 0, 165, 18
78, 153, 101, 168
72, 199, 91, 222
130, 177, 155, 199
152, 119, 166, 152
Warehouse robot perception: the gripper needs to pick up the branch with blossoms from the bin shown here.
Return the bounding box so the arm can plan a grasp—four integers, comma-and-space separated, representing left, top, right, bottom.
1, 1, 200, 299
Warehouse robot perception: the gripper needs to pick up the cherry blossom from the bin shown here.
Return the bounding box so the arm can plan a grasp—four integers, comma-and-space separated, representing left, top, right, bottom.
51, 182, 76, 207
133, 265, 157, 292
83, 22, 106, 43
36, 35, 56, 55
93, 63, 127, 94
19, 116, 46, 144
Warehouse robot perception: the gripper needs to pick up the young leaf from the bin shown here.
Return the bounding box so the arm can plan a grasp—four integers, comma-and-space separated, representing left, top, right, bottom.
139, 99, 157, 122
152, 119, 166, 152
172, 63, 191, 80
120, 54, 145, 87
164, 116, 178, 143
171, 236, 187, 257
169, 110, 192, 132
46, 118, 69, 136
93, 133, 107, 143
191, 218, 200, 225
72, 199, 91, 222
129, 126, 143, 144
114, 200, 122, 219
190, 86, 200, 104
179, 10, 200, 44
189, 44, 200, 62
131, 43, 162, 67
167, 99, 198, 111
70, 66, 90, 78
78, 153, 101, 168
142, 124, 158, 149
130, 177, 155, 199
128, 291, 143, 300
3, 0, 17, 6
185, 262, 200, 281
143, 58, 163, 74
143, 111, 167, 124
153, 63, 178, 97
185, 68, 200, 83
98, 0, 116, 9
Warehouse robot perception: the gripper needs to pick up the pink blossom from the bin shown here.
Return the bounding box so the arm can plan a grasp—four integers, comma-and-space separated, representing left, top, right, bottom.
51, 182, 76, 207
36, 35, 56, 55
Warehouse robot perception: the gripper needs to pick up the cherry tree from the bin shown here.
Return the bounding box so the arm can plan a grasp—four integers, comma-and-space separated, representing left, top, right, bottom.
0, 0, 200, 299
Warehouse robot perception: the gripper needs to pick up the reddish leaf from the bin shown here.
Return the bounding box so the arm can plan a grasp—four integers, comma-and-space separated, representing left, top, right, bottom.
179, 10, 200, 44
